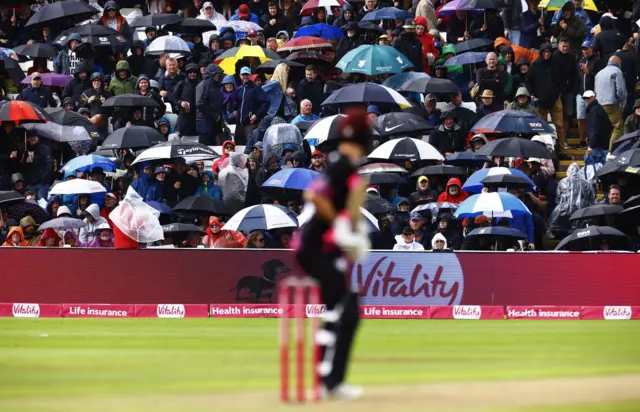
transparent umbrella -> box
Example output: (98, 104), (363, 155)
(263, 123), (303, 163)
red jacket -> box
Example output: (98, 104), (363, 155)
(415, 16), (438, 75)
(437, 177), (470, 204)
(212, 140), (236, 173)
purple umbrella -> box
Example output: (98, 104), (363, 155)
(22, 73), (73, 87)
(439, 0), (484, 15)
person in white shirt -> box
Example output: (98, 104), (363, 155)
(79, 204), (108, 243)
(197, 1), (229, 28)
(393, 227), (425, 251)
(430, 232), (450, 251)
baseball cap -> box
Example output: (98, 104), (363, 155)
(527, 157), (542, 164)
(601, 12), (617, 20)
(105, 193), (116, 199)
(238, 4), (250, 17)
(403, 19), (416, 29)
(202, 1), (213, 8)
(582, 90), (595, 99)
(240, 66), (251, 75)
(31, 72), (41, 79)
(169, 53), (184, 60)
(410, 212), (421, 221)
(311, 149), (323, 157)
(248, 29), (257, 37)
(366, 104), (380, 115)
(154, 167), (166, 174)
(418, 176), (428, 183)
(581, 40), (592, 49)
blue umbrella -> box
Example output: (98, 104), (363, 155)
(147, 200), (173, 215)
(61, 154), (117, 173)
(336, 45), (413, 75)
(466, 226), (526, 239)
(463, 167), (535, 194)
(471, 110), (555, 135)
(361, 7), (413, 21)
(382, 72), (430, 91)
(445, 152), (491, 167)
(454, 192), (531, 218)
(293, 24), (343, 40)
(443, 51), (487, 66)
(262, 168), (322, 191)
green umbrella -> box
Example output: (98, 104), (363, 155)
(336, 45), (413, 76)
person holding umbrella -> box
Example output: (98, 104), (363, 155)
(17, 72), (56, 108)
(80, 73), (111, 129)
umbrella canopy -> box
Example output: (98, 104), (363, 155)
(453, 38), (493, 53)
(298, 204), (379, 232)
(147, 201), (174, 215)
(445, 151), (491, 167)
(26, 0), (98, 29)
(336, 45), (413, 75)
(39, 217), (87, 231)
(480, 174), (535, 190)
(411, 164), (467, 178)
(322, 83), (411, 109)
(356, 21), (387, 35)
(466, 226), (526, 240)
(382, 72), (430, 91)
(285, 50), (334, 69)
(216, 46), (280, 74)
(279, 36), (332, 52)
(476, 137), (552, 159)
(443, 51), (487, 66)
(364, 193), (396, 215)
(569, 204), (623, 221)
(376, 112), (434, 136)
(361, 7), (413, 21)
(471, 110), (554, 134)
(611, 131), (640, 155)
(132, 140), (220, 165)
(54, 24), (127, 48)
(359, 163), (408, 174)
(439, 0), (485, 14)
(595, 161), (640, 182)
(61, 154), (117, 173)
(293, 24), (344, 40)
(300, 0), (348, 15)
(165, 18), (216, 34)
(463, 167), (535, 193)
(0, 57), (26, 86)
(145, 36), (191, 56)
(217, 21), (263, 33)
(6, 200), (50, 224)
(0, 100), (51, 124)
(22, 122), (93, 143)
(401, 77), (460, 94)
(457, 0), (501, 8)
(368, 137), (443, 162)
(130, 13), (183, 28)
(303, 114), (345, 147)
(22, 73), (73, 87)
(162, 223), (205, 235)
(173, 195), (232, 216)
(262, 168), (322, 190)
(44, 108), (100, 145)
(102, 93), (164, 108)
(256, 59), (305, 74)
(101, 126), (166, 150)
(224, 204), (298, 232)
(263, 124), (303, 162)
(539, 0), (597, 11)
(624, 194), (640, 209)
(363, 172), (406, 185)
(50, 179), (107, 195)
(412, 202), (459, 221)
(13, 43), (57, 59)
(454, 192), (531, 218)
(0, 191), (24, 205)
(555, 226), (631, 251)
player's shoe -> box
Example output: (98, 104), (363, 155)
(322, 383), (363, 401)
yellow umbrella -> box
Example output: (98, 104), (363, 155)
(215, 45), (279, 75)
(538, 0), (598, 11)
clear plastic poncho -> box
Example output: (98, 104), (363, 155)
(109, 186), (164, 243)
(548, 163), (596, 235)
(218, 153), (249, 214)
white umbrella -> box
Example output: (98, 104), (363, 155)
(49, 179), (107, 195)
(368, 137), (443, 161)
(297, 204), (379, 232)
(224, 204), (298, 232)
(145, 35), (191, 56)
(132, 140), (219, 165)
(39, 217), (87, 231)
(303, 114), (345, 147)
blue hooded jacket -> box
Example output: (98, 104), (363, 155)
(131, 163), (162, 202)
(196, 170), (223, 200)
(263, 80), (296, 120)
(238, 79), (269, 125)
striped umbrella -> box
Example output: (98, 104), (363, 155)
(463, 167), (535, 194)
(412, 202), (459, 222)
(223, 204), (298, 232)
(454, 192), (531, 218)
(368, 137), (443, 161)
(303, 114), (345, 147)
(298, 204), (379, 232)
(0, 100), (51, 124)
(61, 154), (117, 174)
(321, 83), (411, 109)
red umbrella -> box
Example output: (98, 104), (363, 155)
(279, 36), (333, 52)
(0, 100), (52, 124)
(300, 0), (348, 16)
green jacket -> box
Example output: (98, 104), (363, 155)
(437, 44), (463, 74)
(505, 100), (536, 114)
(108, 60), (138, 96)
(624, 114), (640, 135)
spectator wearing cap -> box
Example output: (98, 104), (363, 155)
(478, 90), (502, 116)
(377, 35), (390, 46)
(408, 176), (438, 210)
(195, 64), (224, 146)
(198, 1), (229, 28)
(394, 198), (410, 231)
(262, 2), (294, 40)
(366, 105), (380, 121)
(297, 65), (324, 116)
(231, 4), (260, 24)
(163, 157), (199, 207)
(429, 112), (466, 156)
(415, 0), (437, 31)
(407, 213), (426, 243)
(592, 14), (625, 63)
(392, 19), (424, 72)
(594, 55), (627, 148)
(393, 226), (425, 251)
(583, 90), (612, 155)
(423, 94), (441, 126)
(550, 2), (585, 56)
(173, 63), (199, 136)
(309, 150), (325, 173)
(237, 67), (269, 143)
(100, 1), (133, 43)
(575, 40), (605, 144)
(292, 100), (320, 125)
(475, 52), (508, 104)
(18, 72), (56, 108)
(336, 22), (363, 60)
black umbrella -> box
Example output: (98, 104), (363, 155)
(364, 193), (396, 215)
(476, 137), (552, 159)
(131, 13), (183, 28)
(596, 149), (640, 182)
(166, 18), (216, 34)
(22, 122), (94, 143)
(162, 223), (206, 235)
(0, 191), (24, 206)
(44, 107), (101, 139)
(376, 112), (434, 137)
(363, 172), (406, 185)
(356, 21), (387, 35)
(453, 38), (493, 53)
(256, 59), (305, 75)
(322, 83), (410, 109)
(6, 200), (50, 224)
(445, 151), (491, 167)
(132, 140), (220, 165)
(0, 57), (26, 86)
(624, 194), (640, 209)
(402, 77), (460, 94)
(466, 226), (526, 240)
(471, 110), (555, 134)
(569, 204), (623, 221)
(13, 43), (58, 59)
(555, 226), (633, 251)
(173, 195), (232, 216)
(101, 126), (166, 150)
(611, 131), (640, 155)
(54, 24), (127, 48)
(480, 174), (534, 190)
(619, 204), (640, 223)
(411, 165), (467, 178)
(285, 51), (334, 69)
(102, 94), (164, 108)
(26, 1), (99, 29)
(441, 105), (478, 126)
(610, 149), (640, 167)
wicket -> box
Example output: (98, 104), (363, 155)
(279, 276), (322, 402)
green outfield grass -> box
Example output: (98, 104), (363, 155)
(0, 319), (639, 411)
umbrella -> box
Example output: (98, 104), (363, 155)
(595, 161), (640, 182)
(147, 201), (174, 215)
(539, 0), (597, 11)
(463, 167), (535, 194)
(303, 114), (345, 147)
(22, 73), (73, 87)
(401, 77), (460, 94)
(471, 110), (554, 134)
(224, 204), (298, 232)
(130, 13), (183, 28)
(173, 195), (231, 216)
(356, 21), (387, 35)
(263, 124), (303, 163)
(262, 168), (322, 191)
(363, 172), (406, 185)
(454, 192), (531, 218)
(279, 37), (333, 52)
(0, 56), (26, 86)
(39, 217), (87, 231)
(21, 123), (93, 143)
(457, 0), (501, 8)
(217, 21), (263, 33)
(336, 45), (413, 75)
(611, 131), (640, 156)
(216, 46), (280, 75)
(382, 72), (430, 91)
(466, 226), (526, 239)
(54, 24), (127, 48)
(445, 151), (491, 167)
(256, 59), (305, 74)
(0, 100), (51, 125)
(101, 126), (166, 150)
(440, 104), (479, 125)
(376, 112), (434, 136)
(438, 0), (485, 14)
(44, 108), (100, 144)
(608, 149), (640, 167)
(361, 7), (413, 21)
(145, 36), (191, 56)
(61, 154), (117, 173)
(298, 204), (379, 232)
(162, 223), (205, 235)
(624, 194), (640, 209)
(364, 193), (396, 215)
(444, 51), (487, 67)
(300, 0), (348, 15)
(555, 226), (632, 251)
(132, 140), (220, 165)
(476, 137), (552, 159)
(6, 200), (50, 224)
(285, 51), (334, 69)
(293, 23), (344, 40)
(359, 163), (408, 174)
(0, 191), (24, 206)
(322, 83), (411, 109)
(368, 137), (443, 162)
(166, 18), (216, 34)
(453, 38), (493, 53)
(102, 93), (164, 108)
(412, 202), (459, 221)
(480, 174), (535, 190)
(13, 43), (57, 59)
(50, 179), (107, 195)
(26, 1), (98, 29)
(569, 204), (623, 221)
(411, 165), (467, 178)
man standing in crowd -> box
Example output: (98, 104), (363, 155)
(159, 58), (185, 109)
(297, 66), (324, 116)
(583, 90), (612, 156)
(196, 64), (223, 145)
(576, 41), (605, 145)
(594, 55), (627, 149)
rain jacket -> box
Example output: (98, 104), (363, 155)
(415, 16), (437, 75)
(196, 170), (223, 199)
(195, 64), (224, 140)
(202, 216), (248, 248)
(213, 140), (235, 173)
(436, 178), (470, 204)
(261, 6), (294, 39)
(131, 169), (163, 203)
(62, 62), (92, 102)
(296, 77), (324, 116)
(134, 75), (166, 127)
(429, 123), (467, 156)
(551, 4), (593, 37)
(36, 228), (61, 247)
(81, 227), (114, 248)
(586, 100), (612, 151)
(437, 44), (462, 74)
(100, 1), (133, 42)
(2, 227), (30, 247)
(505, 87), (536, 114)
(494, 37), (539, 64)
(624, 100), (640, 134)
(127, 40), (158, 78)
(17, 85), (56, 108)
(109, 60), (138, 96)
(22, 139), (53, 186)
(220, 77), (239, 123)
(393, 30), (425, 73)
(53, 34), (82, 75)
(550, 2), (586, 56)
(218, 153), (249, 214)
(79, 204), (108, 243)
(429, 232), (449, 251)
(237, 80), (268, 126)
(263, 79), (296, 120)
(332, 4), (355, 28)
(230, 8), (260, 24)
(594, 62), (627, 106)
(336, 30), (363, 60)
(526, 53), (563, 110)
(393, 234), (425, 251)
(592, 16), (625, 62)
(548, 163), (596, 235)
